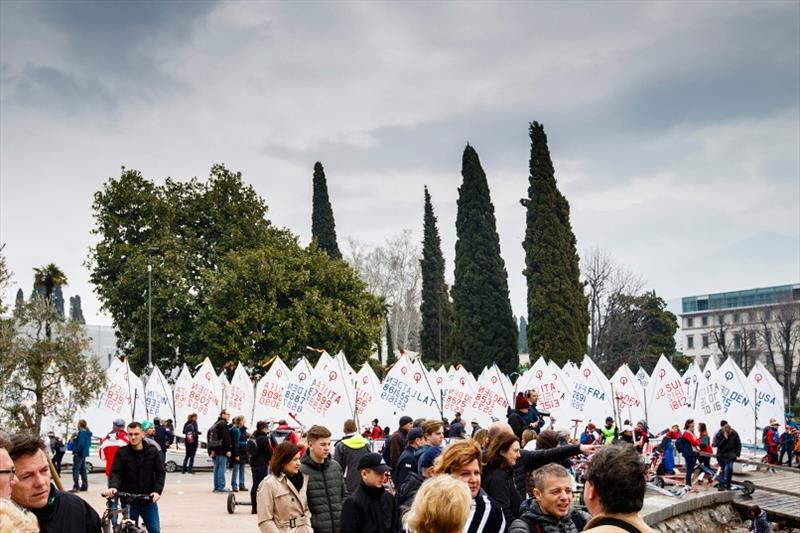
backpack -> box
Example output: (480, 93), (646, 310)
(674, 436), (688, 455)
(381, 435), (392, 464)
(762, 427), (771, 448)
(246, 436), (259, 459)
(207, 422), (222, 450)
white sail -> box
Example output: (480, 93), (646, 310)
(610, 364), (646, 426)
(187, 358), (224, 443)
(748, 361), (785, 440)
(253, 357), (292, 424)
(226, 363), (255, 428)
(173, 364), (193, 434)
(145, 366), (175, 422)
(646, 355), (693, 433)
(717, 357), (757, 445)
(379, 354), (440, 421)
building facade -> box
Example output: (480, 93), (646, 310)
(680, 283), (800, 393)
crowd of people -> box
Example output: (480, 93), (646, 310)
(1, 387), (795, 533)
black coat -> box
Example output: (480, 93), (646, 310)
(30, 484), (101, 533)
(513, 445), (582, 496)
(209, 418), (231, 455)
(393, 471), (424, 531)
(340, 481), (394, 533)
(508, 410), (527, 439)
(182, 420), (200, 446)
(394, 444), (419, 491)
(248, 431), (274, 468)
(482, 462), (522, 526)
(108, 441), (166, 495)
(299, 453), (346, 533)
(715, 430), (742, 463)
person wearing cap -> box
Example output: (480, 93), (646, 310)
(98, 418), (130, 528)
(69, 419), (92, 493)
(389, 416), (414, 472)
(764, 419), (780, 465)
(393, 445), (442, 530)
(617, 425), (635, 445)
(394, 427), (424, 491)
(450, 412), (466, 439)
(471, 420), (481, 437)
(340, 452), (394, 533)
(508, 393), (530, 439)
(47, 431), (66, 475)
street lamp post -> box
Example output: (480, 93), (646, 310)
(146, 247), (159, 370)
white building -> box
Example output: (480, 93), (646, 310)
(680, 284), (800, 383)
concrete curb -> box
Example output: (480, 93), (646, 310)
(643, 491), (735, 526)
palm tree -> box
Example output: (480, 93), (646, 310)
(33, 263), (68, 340)
(33, 263), (68, 300)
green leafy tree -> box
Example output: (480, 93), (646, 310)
(88, 165), (277, 370)
(419, 187), (454, 366)
(197, 239), (382, 369)
(311, 162), (341, 259)
(522, 122), (589, 365)
(69, 295), (86, 324)
(595, 291), (678, 375)
(518, 316), (528, 354)
(0, 297), (104, 434)
(452, 145), (518, 373)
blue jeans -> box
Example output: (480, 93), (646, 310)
(231, 461), (245, 489)
(684, 454), (696, 487)
(213, 454), (228, 491)
(129, 501), (160, 533)
(719, 461), (734, 488)
(71, 455), (88, 490)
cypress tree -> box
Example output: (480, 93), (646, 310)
(452, 145), (518, 374)
(522, 122), (589, 365)
(518, 316), (528, 354)
(385, 317), (396, 365)
(15, 288), (24, 310)
(69, 295), (86, 324)
(419, 186), (454, 366)
(53, 286), (65, 317)
(311, 162), (341, 259)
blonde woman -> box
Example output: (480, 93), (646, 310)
(256, 441), (312, 533)
(404, 475), (471, 533)
(521, 429), (538, 451)
(432, 440), (506, 531)
(472, 428), (488, 450)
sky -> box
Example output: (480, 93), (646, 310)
(1, 1), (799, 330)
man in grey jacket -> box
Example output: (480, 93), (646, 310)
(300, 425), (346, 533)
(509, 463), (589, 533)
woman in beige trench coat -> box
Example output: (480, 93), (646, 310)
(257, 441), (313, 533)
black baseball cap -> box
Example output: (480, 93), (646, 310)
(407, 428), (424, 441)
(358, 452), (390, 474)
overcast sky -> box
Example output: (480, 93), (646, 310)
(1, 1), (798, 329)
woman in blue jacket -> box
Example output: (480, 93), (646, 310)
(70, 419), (92, 492)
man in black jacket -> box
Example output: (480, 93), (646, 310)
(9, 433), (101, 533)
(393, 427), (423, 491)
(713, 423), (741, 491)
(209, 409), (232, 492)
(104, 421), (165, 533)
(248, 420), (274, 513)
(340, 452), (393, 533)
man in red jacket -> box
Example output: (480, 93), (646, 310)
(99, 419), (129, 477)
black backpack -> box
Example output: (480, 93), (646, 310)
(207, 422), (222, 450)
(674, 436), (688, 455)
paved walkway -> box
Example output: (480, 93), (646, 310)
(76, 471), (258, 532)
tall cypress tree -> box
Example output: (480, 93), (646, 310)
(518, 316), (528, 354)
(385, 317), (396, 365)
(15, 288), (24, 311)
(69, 295), (86, 324)
(311, 162), (341, 259)
(419, 187), (454, 366)
(523, 122), (589, 365)
(452, 145), (518, 374)
(53, 286), (65, 317)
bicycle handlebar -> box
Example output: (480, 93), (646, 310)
(104, 492), (152, 503)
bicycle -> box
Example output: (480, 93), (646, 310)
(101, 492), (152, 533)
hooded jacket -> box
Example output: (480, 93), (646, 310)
(299, 453), (346, 533)
(334, 433), (370, 494)
(340, 481), (394, 533)
(509, 499), (590, 533)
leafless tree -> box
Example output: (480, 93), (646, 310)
(759, 300), (800, 407)
(582, 246), (646, 358)
(344, 230), (422, 353)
